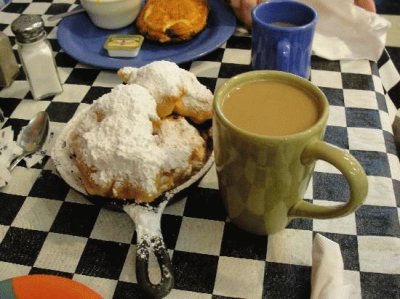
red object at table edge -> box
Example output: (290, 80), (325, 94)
(0, 274), (102, 299)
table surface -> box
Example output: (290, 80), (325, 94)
(1, 1), (400, 298)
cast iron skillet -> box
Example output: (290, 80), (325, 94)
(52, 108), (214, 298)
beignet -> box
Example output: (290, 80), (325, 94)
(67, 84), (207, 202)
(118, 60), (213, 124)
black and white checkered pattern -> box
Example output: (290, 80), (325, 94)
(1, 1), (400, 298)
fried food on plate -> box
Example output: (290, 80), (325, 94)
(118, 60), (213, 124)
(67, 84), (207, 203)
(136, 0), (209, 43)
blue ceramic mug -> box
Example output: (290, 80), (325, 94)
(251, 1), (318, 78)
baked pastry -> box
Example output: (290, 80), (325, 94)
(136, 0), (209, 43)
(67, 83), (207, 203)
(118, 61), (213, 124)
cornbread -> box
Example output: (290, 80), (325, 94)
(136, 0), (209, 43)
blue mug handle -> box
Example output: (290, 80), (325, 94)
(277, 40), (291, 72)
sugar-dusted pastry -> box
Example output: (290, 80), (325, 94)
(136, 0), (209, 43)
(67, 83), (207, 203)
(117, 60), (213, 124)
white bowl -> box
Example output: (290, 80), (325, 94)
(81, 0), (142, 29)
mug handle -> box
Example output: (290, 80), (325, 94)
(288, 140), (368, 218)
(277, 40), (291, 72)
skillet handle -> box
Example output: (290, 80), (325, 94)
(136, 235), (174, 298)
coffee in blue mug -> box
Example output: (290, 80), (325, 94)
(251, 1), (318, 78)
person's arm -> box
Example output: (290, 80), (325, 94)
(230, 0), (376, 30)
(354, 0), (376, 12)
(229, 0), (263, 30)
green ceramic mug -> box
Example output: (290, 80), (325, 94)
(213, 71), (368, 235)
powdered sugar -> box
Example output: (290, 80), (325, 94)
(120, 61), (182, 100)
(158, 117), (201, 172)
(119, 60), (213, 117)
(65, 83), (205, 200)
(68, 84), (162, 196)
(180, 71), (214, 113)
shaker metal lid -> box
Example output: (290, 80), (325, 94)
(11, 15), (46, 43)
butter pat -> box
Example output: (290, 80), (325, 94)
(104, 34), (144, 57)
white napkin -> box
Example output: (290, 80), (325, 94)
(0, 126), (22, 187)
(311, 233), (353, 299)
(296, 0), (391, 61)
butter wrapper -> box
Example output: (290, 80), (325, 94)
(104, 34), (144, 58)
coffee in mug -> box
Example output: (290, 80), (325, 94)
(221, 79), (319, 136)
(213, 71), (368, 235)
(269, 22), (297, 28)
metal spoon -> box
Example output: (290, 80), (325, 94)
(9, 111), (50, 171)
(47, 8), (86, 22)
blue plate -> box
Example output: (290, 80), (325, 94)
(57, 0), (237, 70)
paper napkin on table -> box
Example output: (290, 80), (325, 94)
(311, 233), (353, 299)
(296, 0), (391, 61)
(0, 126), (22, 187)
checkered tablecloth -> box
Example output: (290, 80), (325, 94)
(1, 1), (400, 298)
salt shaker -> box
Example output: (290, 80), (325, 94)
(0, 32), (19, 88)
(11, 15), (63, 100)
